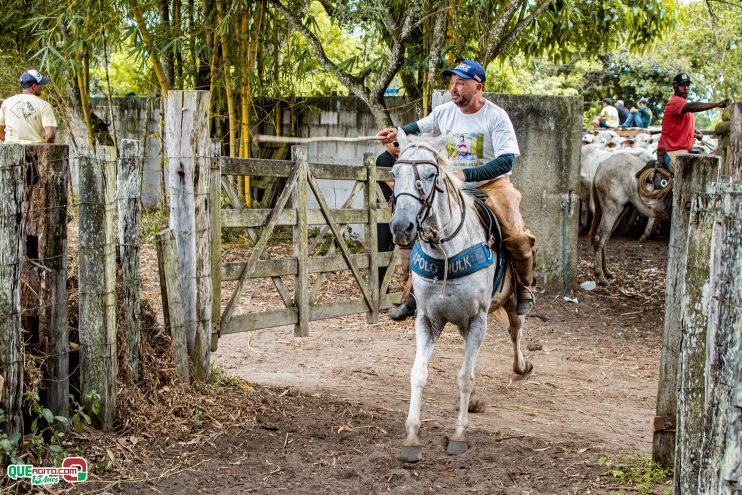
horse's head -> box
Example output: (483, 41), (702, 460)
(389, 130), (453, 246)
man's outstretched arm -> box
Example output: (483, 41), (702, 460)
(682, 99), (731, 114)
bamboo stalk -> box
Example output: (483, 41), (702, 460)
(216, 0), (236, 158)
(130, 0), (171, 98)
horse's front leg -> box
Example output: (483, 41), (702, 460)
(400, 313), (442, 463)
(449, 312), (487, 455)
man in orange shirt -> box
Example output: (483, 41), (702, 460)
(657, 73), (730, 168)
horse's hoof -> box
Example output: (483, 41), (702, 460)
(399, 445), (422, 463)
(606, 272), (616, 280)
(515, 361), (534, 375)
(446, 439), (469, 456)
(468, 399), (487, 413)
(598, 278), (610, 287)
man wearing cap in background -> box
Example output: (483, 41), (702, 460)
(622, 98), (652, 129)
(0, 70), (57, 144)
(592, 98), (619, 129)
(657, 73), (730, 168)
(378, 60), (536, 318)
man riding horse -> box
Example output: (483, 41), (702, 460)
(378, 60), (536, 316)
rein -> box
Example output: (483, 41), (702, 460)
(393, 143), (467, 245)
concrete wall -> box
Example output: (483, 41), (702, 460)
(432, 91), (582, 290)
(91, 98), (163, 207)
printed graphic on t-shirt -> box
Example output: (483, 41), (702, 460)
(445, 132), (484, 165)
(10, 101), (37, 119)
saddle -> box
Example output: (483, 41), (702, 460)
(463, 188), (508, 294)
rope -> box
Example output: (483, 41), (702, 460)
(253, 134), (384, 144)
(637, 166), (674, 201)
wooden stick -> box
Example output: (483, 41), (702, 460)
(253, 134), (384, 144)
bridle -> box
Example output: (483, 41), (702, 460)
(392, 142), (467, 245)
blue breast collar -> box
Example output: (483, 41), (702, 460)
(409, 242), (508, 294)
(410, 242), (493, 279)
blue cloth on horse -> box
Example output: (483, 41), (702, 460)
(410, 242), (508, 295)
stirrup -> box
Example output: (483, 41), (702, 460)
(516, 285), (534, 316)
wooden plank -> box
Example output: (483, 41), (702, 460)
(219, 174), (293, 308)
(309, 181), (364, 304)
(0, 144), (25, 438)
(221, 251), (397, 281)
(364, 152), (379, 324)
(654, 155), (721, 467)
(675, 191), (722, 494)
(78, 145), (117, 430)
(166, 91), (209, 357)
(23, 145), (69, 429)
(307, 172), (374, 310)
(308, 181), (364, 253)
(293, 146), (310, 337)
(310, 299), (368, 321)
(698, 191), (742, 494)
(192, 100), (213, 381)
(223, 308), (299, 334)
(117, 139), (142, 382)
(221, 208), (369, 228)
(155, 229), (190, 384)
(222, 157), (367, 180)
(380, 246), (401, 296)
(210, 141), (222, 352)
(220, 159), (300, 331)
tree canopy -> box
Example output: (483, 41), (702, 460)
(0, 0), (736, 140)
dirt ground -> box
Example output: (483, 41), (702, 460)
(8, 234), (671, 495)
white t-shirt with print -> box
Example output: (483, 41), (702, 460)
(415, 100), (520, 185)
(0, 94), (57, 144)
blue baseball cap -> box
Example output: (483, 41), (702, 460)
(442, 60), (486, 84)
(20, 70), (51, 88)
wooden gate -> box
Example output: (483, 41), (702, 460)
(211, 145), (401, 349)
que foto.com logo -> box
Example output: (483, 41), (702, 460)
(7, 457), (87, 486)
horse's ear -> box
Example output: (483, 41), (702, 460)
(397, 127), (408, 148)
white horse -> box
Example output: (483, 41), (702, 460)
(389, 132), (533, 463)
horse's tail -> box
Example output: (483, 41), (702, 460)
(588, 183), (602, 250)
(490, 307), (509, 325)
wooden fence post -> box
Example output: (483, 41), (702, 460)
(654, 155), (720, 467)
(698, 191), (742, 494)
(292, 145), (309, 337)
(727, 103), (742, 181)
(156, 229), (190, 384)
(22, 145), (70, 428)
(117, 139), (142, 382)
(210, 141), (222, 352)
(676, 189), (721, 494)
(165, 90), (211, 379)
(78, 146), (118, 429)
(0, 145), (25, 439)
(364, 152), (379, 324)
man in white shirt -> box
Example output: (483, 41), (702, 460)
(0, 70), (57, 144)
(378, 60), (536, 316)
(592, 98), (619, 129)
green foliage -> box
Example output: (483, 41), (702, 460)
(597, 455), (672, 494)
(140, 207), (169, 244)
(308, 225), (365, 256)
(0, 391), (99, 467)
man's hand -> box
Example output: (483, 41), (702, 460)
(694, 129), (703, 141)
(377, 127), (397, 144)
(718, 99), (732, 109)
